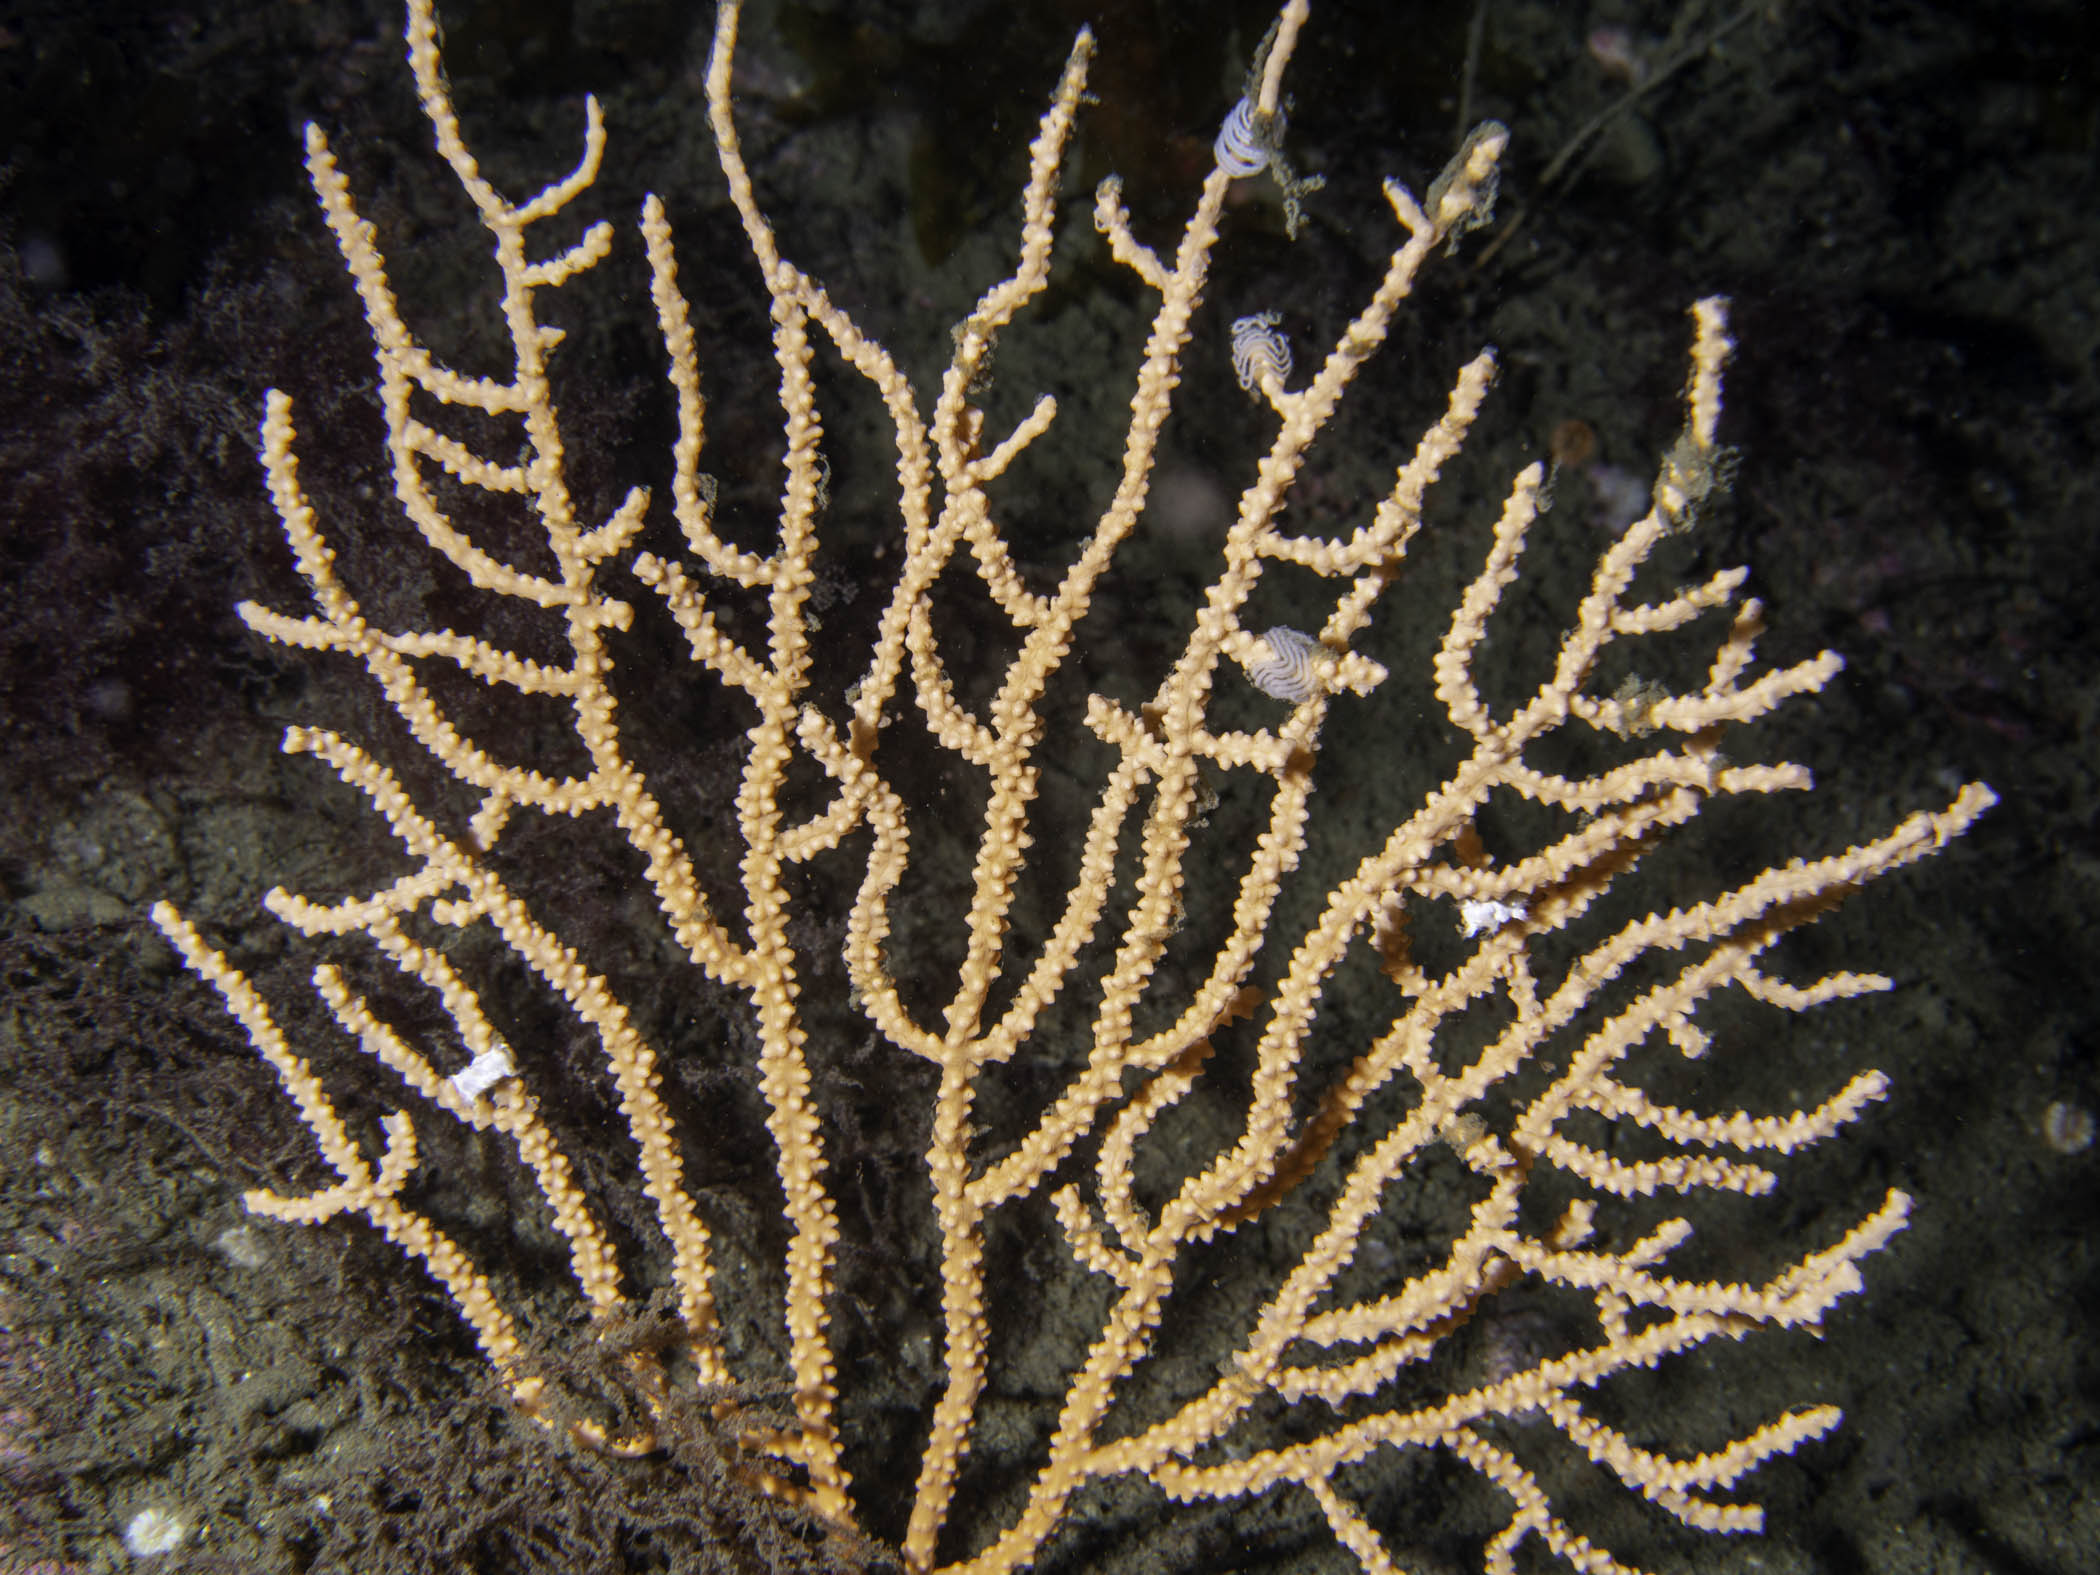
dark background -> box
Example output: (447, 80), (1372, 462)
(1, 1), (2092, 1570)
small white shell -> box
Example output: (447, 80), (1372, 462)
(1230, 312), (1292, 394)
(1214, 97), (1269, 177)
(448, 1037), (518, 1101)
(2041, 1100), (2095, 1155)
(1245, 625), (1323, 702)
(1458, 897), (1527, 938)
